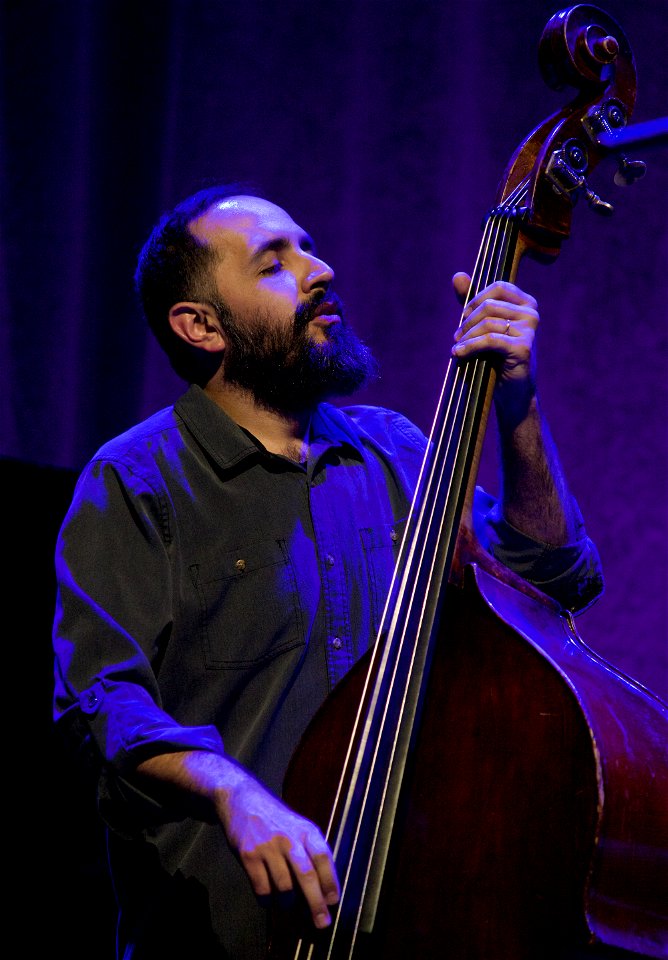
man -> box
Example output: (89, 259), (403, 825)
(52, 184), (603, 959)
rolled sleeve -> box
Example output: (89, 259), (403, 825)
(472, 487), (605, 614)
(78, 679), (225, 770)
(53, 457), (226, 773)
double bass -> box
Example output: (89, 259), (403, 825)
(272, 6), (668, 959)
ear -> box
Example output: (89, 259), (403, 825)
(168, 302), (227, 354)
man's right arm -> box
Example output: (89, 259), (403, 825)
(54, 457), (338, 930)
(134, 750), (340, 929)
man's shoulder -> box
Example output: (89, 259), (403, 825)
(330, 403), (429, 451)
(92, 403), (182, 466)
(62, 403), (185, 514)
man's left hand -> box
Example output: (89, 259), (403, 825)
(451, 273), (538, 391)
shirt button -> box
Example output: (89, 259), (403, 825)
(390, 529), (398, 542)
(324, 554), (335, 567)
(331, 637), (343, 650)
(235, 559), (246, 572)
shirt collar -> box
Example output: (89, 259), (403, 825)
(175, 385), (364, 470)
(310, 403), (365, 456)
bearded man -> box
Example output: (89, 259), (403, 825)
(52, 184), (603, 959)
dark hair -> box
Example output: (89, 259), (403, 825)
(135, 181), (261, 383)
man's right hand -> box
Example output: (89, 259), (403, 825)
(136, 749), (340, 930)
(215, 766), (340, 930)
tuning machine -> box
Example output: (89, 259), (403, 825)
(584, 99), (647, 187)
(546, 138), (614, 216)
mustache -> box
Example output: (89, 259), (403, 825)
(295, 290), (346, 331)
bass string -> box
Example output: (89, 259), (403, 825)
(317, 183), (529, 959)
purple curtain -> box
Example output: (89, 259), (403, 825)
(2, 0), (666, 705)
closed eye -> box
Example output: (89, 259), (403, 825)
(253, 232), (318, 277)
(259, 261), (282, 276)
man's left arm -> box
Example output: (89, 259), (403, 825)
(451, 273), (604, 612)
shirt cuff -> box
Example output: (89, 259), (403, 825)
(472, 488), (605, 613)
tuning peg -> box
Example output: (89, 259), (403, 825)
(613, 154), (647, 187)
(584, 187), (614, 216)
(583, 101), (648, 188)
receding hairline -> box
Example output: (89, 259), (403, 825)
(187, 194), (294, 261)
(184, 197), (253, 264)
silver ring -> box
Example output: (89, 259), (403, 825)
(504, 319), (511, 335)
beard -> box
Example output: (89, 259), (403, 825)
(211, 291), (379, 413)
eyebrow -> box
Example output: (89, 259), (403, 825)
(248, 233), (316, 265)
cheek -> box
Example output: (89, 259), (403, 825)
(260, 272), (300, 302)
(219, 273), (302, 326)
(256, 280), (302, 324)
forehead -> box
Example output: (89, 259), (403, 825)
(190, 196), (304, 256)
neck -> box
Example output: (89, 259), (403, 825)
(204, 379), (312, 461)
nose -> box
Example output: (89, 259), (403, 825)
(302, 253), (334, 293)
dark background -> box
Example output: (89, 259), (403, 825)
(2, 1), (666, 957)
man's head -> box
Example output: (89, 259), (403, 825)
(135, 184), (377, 411)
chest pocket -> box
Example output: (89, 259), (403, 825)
(359, 518), (407, 636)
(189, 538), (305, 669)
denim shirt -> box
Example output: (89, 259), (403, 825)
(52, 384), (603, 958)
